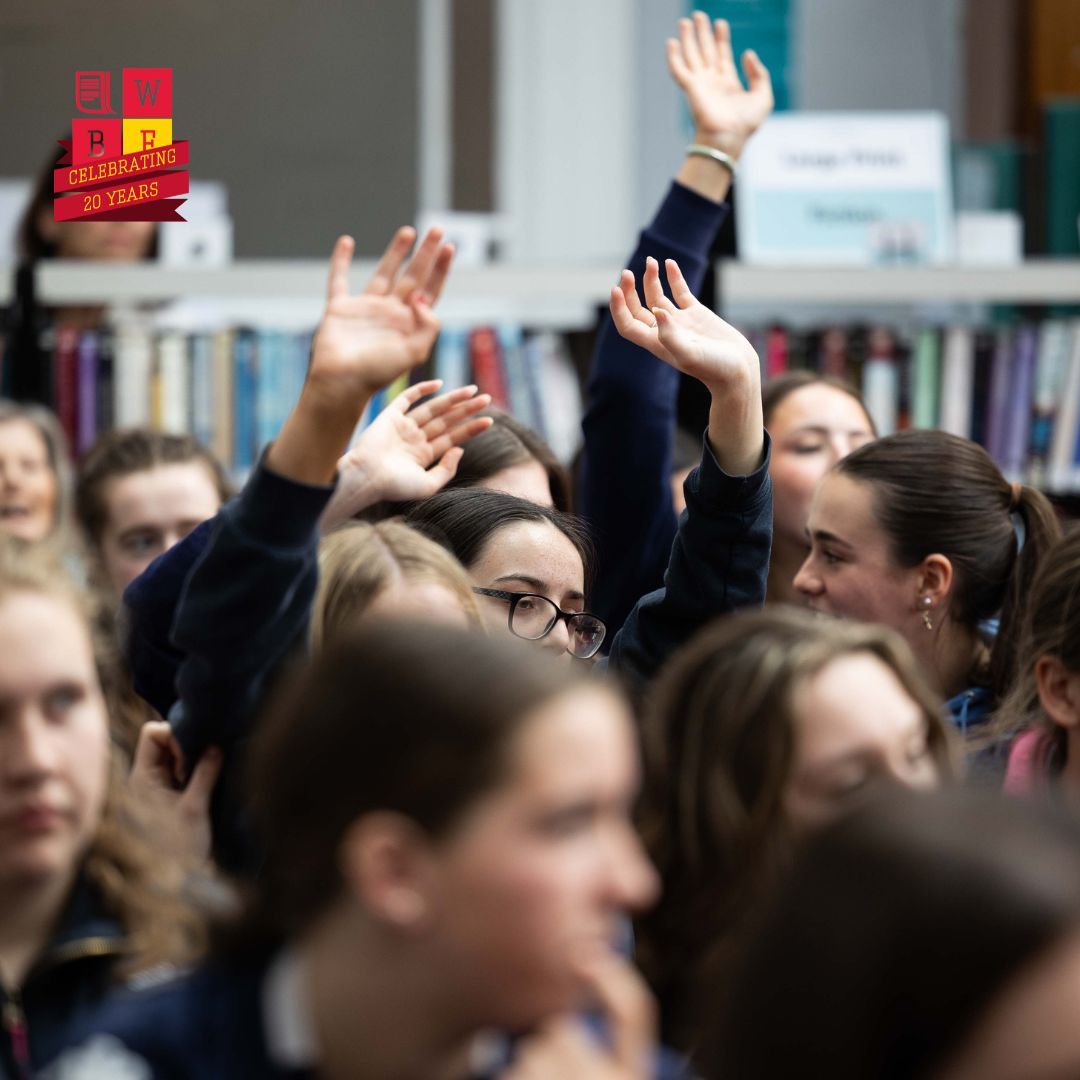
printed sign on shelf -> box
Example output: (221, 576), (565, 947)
(736, 112), (954, 264)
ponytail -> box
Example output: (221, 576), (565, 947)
(990, 484), (1062, 702)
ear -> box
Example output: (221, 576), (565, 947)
(1035, 655), (1080, 731)
(914, 554), (953, 610)
(337, 812), (436, 934)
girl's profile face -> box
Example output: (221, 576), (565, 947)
(0, 591), (109, 894)
(783, 652), (940, 831)
(767, 385), (874, 549)
(0, 420), (58, 543)
(469, 520), (588, 661)
(794, 472), (922, 643)
(99, 463), (223, 594)
(422, 684), (658, 1029)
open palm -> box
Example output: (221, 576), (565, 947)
(668, 11), (774, 155)
(309, 226), (454, 398)
(321, 381), (493, 528)
(609, 256), (758, 392)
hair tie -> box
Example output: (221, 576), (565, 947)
(1009, 481), (1023, 511)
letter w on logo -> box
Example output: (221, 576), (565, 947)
(134, 79), (160, 108)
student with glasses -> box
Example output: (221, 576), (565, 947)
(405, 490), (607, 662)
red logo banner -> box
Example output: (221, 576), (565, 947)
(54, 140), (190, 194)
(53, 169), (189, 222)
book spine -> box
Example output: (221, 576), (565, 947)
(910, 328), (940, 429)
(76, 330), (99, 454)
(939, 326), (974, 439)
(52, 326), (79, 451)
(233, 329), (257, 474)
(470, 327), (510, 409)
(190, 333), (213, 447)
(1002, 325), (1038, 481)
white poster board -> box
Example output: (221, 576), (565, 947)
(736, 112), (954, 264)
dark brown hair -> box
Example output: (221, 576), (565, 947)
(992, 527), (1080, 764)
(76, 428), (231, 547)
(241, 620), (591, 946)
(405, 488), (596, 592)
(762, 370), (875, 432)
(710, 789), (1080, 1079)
(835, 430), (1061, 703)
(636, 605), (954, 1057)
(444, 410), (571, 512)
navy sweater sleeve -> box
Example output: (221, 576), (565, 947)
(123, 517), (214, 720)
(166, 457), (335, 767)
(580, 181), (730, 639)
(607, 431), (772, 691)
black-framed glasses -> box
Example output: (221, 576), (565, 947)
(473, 588), (607, 659)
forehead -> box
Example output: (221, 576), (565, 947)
(0, 419), (49, 457)
(473, 519), (584, 593)
(478, 460), (554, 508)
(769, 384), (873, 436)
(104, 463), (221, 524)
(810, 473), (886, 542)
(0, 592), (97, 687)
(793, 652), (922, 760)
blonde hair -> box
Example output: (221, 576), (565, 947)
(313, 521), (480, 651)
(0, 539), (204, 975)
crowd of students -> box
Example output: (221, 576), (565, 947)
(1, 12), (1079, 1079)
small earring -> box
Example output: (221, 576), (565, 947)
(919, 595), (933, 631)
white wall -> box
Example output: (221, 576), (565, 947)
(495, 0), (638, 263)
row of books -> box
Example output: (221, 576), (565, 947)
(0, 320), (584, 474)
(746, 319), (1080, 493)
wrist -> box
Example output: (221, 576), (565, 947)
(692, 128), (748, 160)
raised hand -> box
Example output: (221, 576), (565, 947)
(610, 256), (758, 392)
(307, 226), (455, 404)
(668, 11), (774, 159)
(269, 227), (456, 485)
(320, 380), (493, 530)
(610, 256), (764, 476)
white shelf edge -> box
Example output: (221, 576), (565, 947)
(717, 260), (1080, 305)
(5, 260), (1080, 316)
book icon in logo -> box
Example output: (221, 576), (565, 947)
(75, 71), (113, 115)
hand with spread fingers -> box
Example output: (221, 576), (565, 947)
(610, 255), (763, 476)
(502, 952), (656, 1080)
(308, 226), (454, 405)
(320, 380), (493, 530)
(268, 226), (456, 486)
(669, 10), (774, 160)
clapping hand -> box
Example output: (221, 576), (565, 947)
(321, 380), (493, 530)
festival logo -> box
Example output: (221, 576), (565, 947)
(54, 67), (189, 222)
